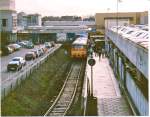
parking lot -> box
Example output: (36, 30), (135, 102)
(1, 45), (53, 83)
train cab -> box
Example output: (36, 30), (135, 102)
(71, 37), (88, 58)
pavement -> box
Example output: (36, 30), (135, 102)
(86, 54), (132, 116)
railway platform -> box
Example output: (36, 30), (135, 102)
(86, 55), (132, 116)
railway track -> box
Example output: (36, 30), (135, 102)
(44, 61), (83, 116)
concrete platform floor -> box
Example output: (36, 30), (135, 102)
(86, 55), (132, 116)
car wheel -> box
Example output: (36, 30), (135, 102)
(24, 62), (26, 66)
(17, 68), (19, 71)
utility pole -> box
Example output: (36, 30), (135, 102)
(107, 8), (110, 30)
(116, 0), (122, 34)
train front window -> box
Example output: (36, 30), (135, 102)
(72, 45), (85, 49)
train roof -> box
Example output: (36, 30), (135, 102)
(110, 25), (149, 49)
(72, 37), (88, 45)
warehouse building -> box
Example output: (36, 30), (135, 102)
(95, 11), (148, 33)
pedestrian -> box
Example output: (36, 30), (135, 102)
(98, 49), (102, 61)
(94, 45), (97, 57)
(102, 48), (105, 58)
(64, 50), (68, 55)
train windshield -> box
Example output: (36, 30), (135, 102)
(72, 45), (86, 49)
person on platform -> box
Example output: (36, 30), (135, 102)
(98, 48), (102, 61)
(102, 48), (105, 58)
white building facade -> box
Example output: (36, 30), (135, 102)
(0, 0), (17, 43)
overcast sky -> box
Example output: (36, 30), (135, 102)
(15, 0), (150, 16)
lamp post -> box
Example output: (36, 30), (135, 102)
(107, 8), (110, 30)
(116, 0), (122, 35)
(116, 0), (122, 31)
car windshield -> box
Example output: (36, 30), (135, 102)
(12, 58), (20, 61)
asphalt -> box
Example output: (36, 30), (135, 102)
(86, 54), (132, 116)
(1, 45), (53, 83)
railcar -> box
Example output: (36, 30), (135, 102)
(71, 37), (88, 58)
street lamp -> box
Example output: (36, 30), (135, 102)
(107, 8), (110, 30)
(116, 0), (122, 35)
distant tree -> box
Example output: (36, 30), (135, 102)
(42, 15), (83, 21)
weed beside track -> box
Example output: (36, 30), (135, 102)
(1, 46), (72, 116)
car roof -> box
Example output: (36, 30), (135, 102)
(13, 57), (23, 59)
(27, 52), (34, 54)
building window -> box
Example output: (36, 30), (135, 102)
(2, 19), (8, 27)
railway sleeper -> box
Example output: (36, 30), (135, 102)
(57, 103), (68, 106)
(63, 88), (75, 92)
(58, 100), (70, 104)
(66, 79), (77, 83)
(55, 104), (68, 108)
(49, 112), (64, 116)
(61, 93), (73, 97)
(52, 107), (67, 111)
(51, 110), (66, 113)
(64, 85), (75, 89)
(69, 77), (79, 79)
(65, 83), (76, 87)
(58, 97), (72, 102)
(70, 72), (80, 77)
(60, 97), (72, 101)
(65, 84), (76, 88)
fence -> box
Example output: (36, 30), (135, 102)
(1, 45), (61, 99)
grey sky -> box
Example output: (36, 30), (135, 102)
(15, 0), (150, 16)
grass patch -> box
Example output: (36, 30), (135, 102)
(1, 46), (72, 116)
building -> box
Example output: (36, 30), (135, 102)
(0, 0), (17, 43)
(17, 12), (42, 31)
(43, 21), (95, 27)
(26, 14), (42, 26)
(0, 0), (15, 11)
(140, 11), (148, 25)
(17, 12), (28, 28)
(95, 11), (148, 32)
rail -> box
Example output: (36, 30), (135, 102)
(44, 61), (82, 116)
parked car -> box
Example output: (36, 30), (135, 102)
(8, 44), (21, 51)
(31, 49), (40, 58)
(26, 42), (34, 49)
(7, 57), (25, 71)
(12, 57), (26, 66)
(1, 46), (13, 56)
(37, 48), (44, 56)
(44, 42), (51, 48)
(18, 41), (27, 48)
(51, 41), (55, 47)
(25, 52), (36, 60)
(41, 47), (47, 53)
(8, 44), (15, 52)
(7, 46), (14, 53)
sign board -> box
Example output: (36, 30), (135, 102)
(88, 58), (96, 66)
